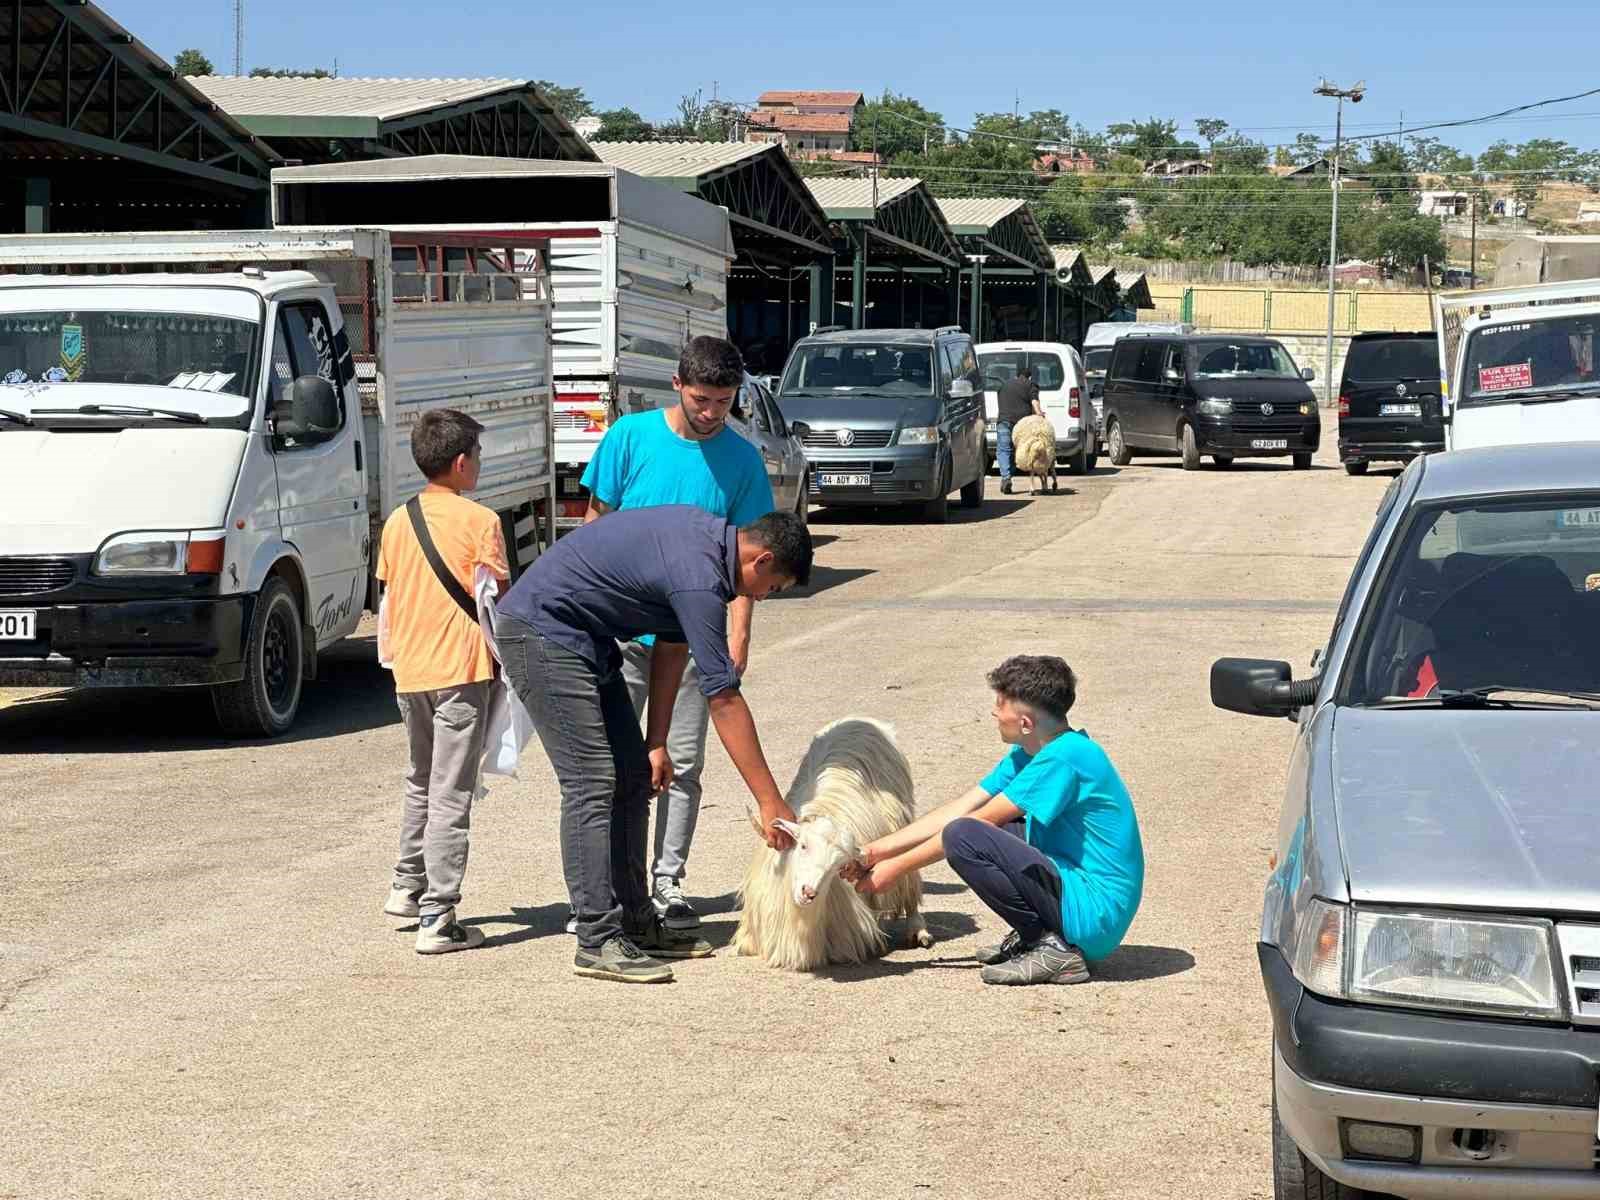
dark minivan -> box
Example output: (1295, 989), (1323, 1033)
(1103, 334), (1321, 470)
(775, 326), (987, 523)
(1336, 331), (1443, 476)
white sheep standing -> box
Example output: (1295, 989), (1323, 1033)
(1011, 413), (1058, 493)
(733, 717), (933, 971)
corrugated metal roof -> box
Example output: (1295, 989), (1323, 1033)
(589, 140), (774, 179)
(758, 91), (863, 107)
(272, 154), (617, 182)
(188, 75), (531, 122)
(935, 197), (1028, 233)
(1052, 245), (1084, 270)
(1090, 265), (1118, 286)
(805, 176), (921, 217)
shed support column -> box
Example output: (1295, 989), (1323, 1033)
(24, 178), (50, 234)
(851, 233), (867, 330)
(968, 260), (983, 339)
(1038, 273), (1050, 339)
(808, 257), (835, 333)
(947, 268), (960, 326)
(897, 266), (907, 327)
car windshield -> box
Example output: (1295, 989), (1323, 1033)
(0, 309), (258, 404)
(1461, 313), (1600, 404)
(1343, 495), (1600, 705)
(1191, 340), (1299, 378)
(780, 343), (934, 395)
(979, 350), (1066, 391)
(1345, 337), (1437, 382)
(1083, 348), (1111, 376)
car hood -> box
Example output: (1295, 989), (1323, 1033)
(1190, 375), (1316, 405)
(776, 393), (940, 428)
(1332, 707), (1600, 913)
(0, 427), (249, 553)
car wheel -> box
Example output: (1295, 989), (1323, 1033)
(923, 461), (950, 523)
(1108, 419), (1132, 466)
(959, 467), (983, 509)
(212, 575), (304, 738)
(1343, 460), (1368, 476)
(1212, 454), (1234, 469)
(1293, 452), (1313, 471)
(1180, 423), (1202, 471)
(1272, 1093), (1370, 1200)
(794, 474), (809, 525)
(1084, 445), (1099, 473)
(1066, 437), (1090, 476)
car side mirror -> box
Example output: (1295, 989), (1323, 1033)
(1164, 367), (1182, 381)
(274, 375), (341, 443)
(1301, 367), (1316, 381)
(1211, 657), (1320, 719)
(789, 420), (811, 439)
(949, 378), (975, 400)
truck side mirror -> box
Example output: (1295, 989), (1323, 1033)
(1211, 657), (1320, 719)
(274, 375), (341, 443)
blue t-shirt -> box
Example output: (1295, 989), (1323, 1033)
(980, 729), (1144, 961)
(582, 409), (773, 524)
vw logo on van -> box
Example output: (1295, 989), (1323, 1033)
(1260, 403), (1275, 416)
(835, 428), (856, 446)
(1395, 383), (1409, 397)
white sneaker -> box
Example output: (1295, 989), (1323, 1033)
(384, 884), (420, 919)
(651, 877), (701, 930)
(415, 908), (485, 954)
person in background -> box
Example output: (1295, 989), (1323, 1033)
(844, 655), (1144, 986)
(376, 409), (510, 954)
(994, 365), (1042, 495)
(580, 335), (774, 933)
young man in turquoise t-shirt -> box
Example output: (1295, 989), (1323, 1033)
(579, 336), (775, 933)
(845, 655), (1144, 985)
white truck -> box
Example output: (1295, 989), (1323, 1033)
(0, 225), (555, 736)
(268, 157), (735, 531)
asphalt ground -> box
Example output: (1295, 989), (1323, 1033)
(0, 440), (1389, 1199)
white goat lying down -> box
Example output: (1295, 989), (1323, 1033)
(734, 717), (933, 971)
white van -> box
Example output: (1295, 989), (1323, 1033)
(975, 341), (1096, 474)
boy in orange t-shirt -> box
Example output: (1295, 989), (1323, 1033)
(376, 408), (509, 954)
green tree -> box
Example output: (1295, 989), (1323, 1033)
(1034, 175), (1126, 245)
(172, 48), (214, 76)
(852, 91), (945, 159)
(1363, 212), (1446, 273)
(1363, 140), (1417, 204)
(1195, 117), (1229, 152)
(1291, 132), (1324, 166)
(1407, 135), (1473, 174)
(1212, 134), (1269, 174)
(250, 66), (330, 78)
(533, 80), (593, 121)
(1107, 117), (1196, 164)
(594, 107), (652, 142)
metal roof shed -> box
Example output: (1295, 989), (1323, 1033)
(936, 196), (1060, 340)
(188, 75), (594, 164)
(0, 0), (280, 232)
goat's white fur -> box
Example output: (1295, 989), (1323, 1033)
(734, 717), (933, 970)
(1011, 413), (1058, 493)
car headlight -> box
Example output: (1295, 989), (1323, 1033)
(1197, 397), (1233, 416)
(1291, 900), (1562, 1020)
(898, 426), (938, 445)
(95, 530), (226, 576)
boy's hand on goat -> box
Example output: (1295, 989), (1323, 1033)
(647, 745), (675, 794)
(759, 797), (798, 849)
(838, 842), (876, 883)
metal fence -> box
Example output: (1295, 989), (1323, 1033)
(1142, 286), (1434, 334)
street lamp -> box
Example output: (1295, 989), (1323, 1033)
(1314, 78), (1364, 406)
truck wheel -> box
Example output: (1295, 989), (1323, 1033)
(212, 576), (305, 738)
(1180, 423), (1202, 471)
(1293, 452), (1313, 471)
(959, 467), (984, 508)
(1272, 1094), (1370, 1200)
(1343, 460), (1368, 476)
(1107, 418), (1132, 466)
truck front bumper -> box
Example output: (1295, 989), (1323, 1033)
(0, 596), (250, 688)
(1263, 943), (1600, 1197)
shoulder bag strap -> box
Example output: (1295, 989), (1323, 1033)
(405, 495), (478, 622)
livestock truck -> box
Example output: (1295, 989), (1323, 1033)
(268, 157), (735, 531)
(0, 225), (555, 736)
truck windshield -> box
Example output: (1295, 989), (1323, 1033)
(1343, 495), (1600, 706)
(0, 309), (258, 402)
(1191, 341), (1299, 378)
(1461, 313), (1600, 405)
(780, 344), (934, 396)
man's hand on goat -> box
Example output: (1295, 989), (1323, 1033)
(851, 859), (901, 896)
(647, 745), (675, 794)
(838, 842), (878, 884)
(759, 797), (798, 850)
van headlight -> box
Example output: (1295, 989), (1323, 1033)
(898, 426), (938, 445)
(1292, 900), (1563, 1020)
(1299, 401), (1317, 416)
(1197, 397), (1233, 416)
(95, 530), (226, 576)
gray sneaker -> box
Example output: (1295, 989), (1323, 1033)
(573, 936), (674, 983)
(415, 908), (485, 955)
(979, 933), (1090, 986)
(652, 877), (701, 930)
(631, 914), (714, 959)
(975, 929), (1023, 965)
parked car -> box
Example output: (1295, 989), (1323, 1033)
(730, 373), (811, 523)
(1337, 331), (1444, 476)
(1082, 321), (1193, 455)
(775, 326), (987, 523)
(976, 341), (1096, 474)
(1212, 441), (1600, 1200)
(1102, 333), (1321, 470)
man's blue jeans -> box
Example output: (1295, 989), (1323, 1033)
(996, 420), (1014, 484)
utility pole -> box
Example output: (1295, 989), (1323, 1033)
(233, 0), (243, 75)
(1470, 201), (1477, 289)
(1314, 78), (1365, 407)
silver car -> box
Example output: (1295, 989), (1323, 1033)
(1213, 441), (1600, 1200)
(730, 373), (810, 522)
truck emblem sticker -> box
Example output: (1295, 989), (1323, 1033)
(1395, 383), (1408, 397)
(836, 428), (856, 446)
(59, 324), (85, 381)
(314, 577), (358, 637)
(1260, 403), (1274, 415)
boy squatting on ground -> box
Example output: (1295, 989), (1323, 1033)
(579, 335), (774, 933)
(843, 655), (1144, 985)
(376, 409), (509, 954)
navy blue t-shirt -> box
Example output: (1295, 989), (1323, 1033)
(497, 505), (741, 697)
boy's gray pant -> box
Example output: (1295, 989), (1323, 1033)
(620, 641), (710, 883)
(393, 682), (490, 918)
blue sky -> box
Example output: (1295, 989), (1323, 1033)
(108, 0), (1600, 155)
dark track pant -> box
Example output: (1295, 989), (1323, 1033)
(942, 817), (1066, 945)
